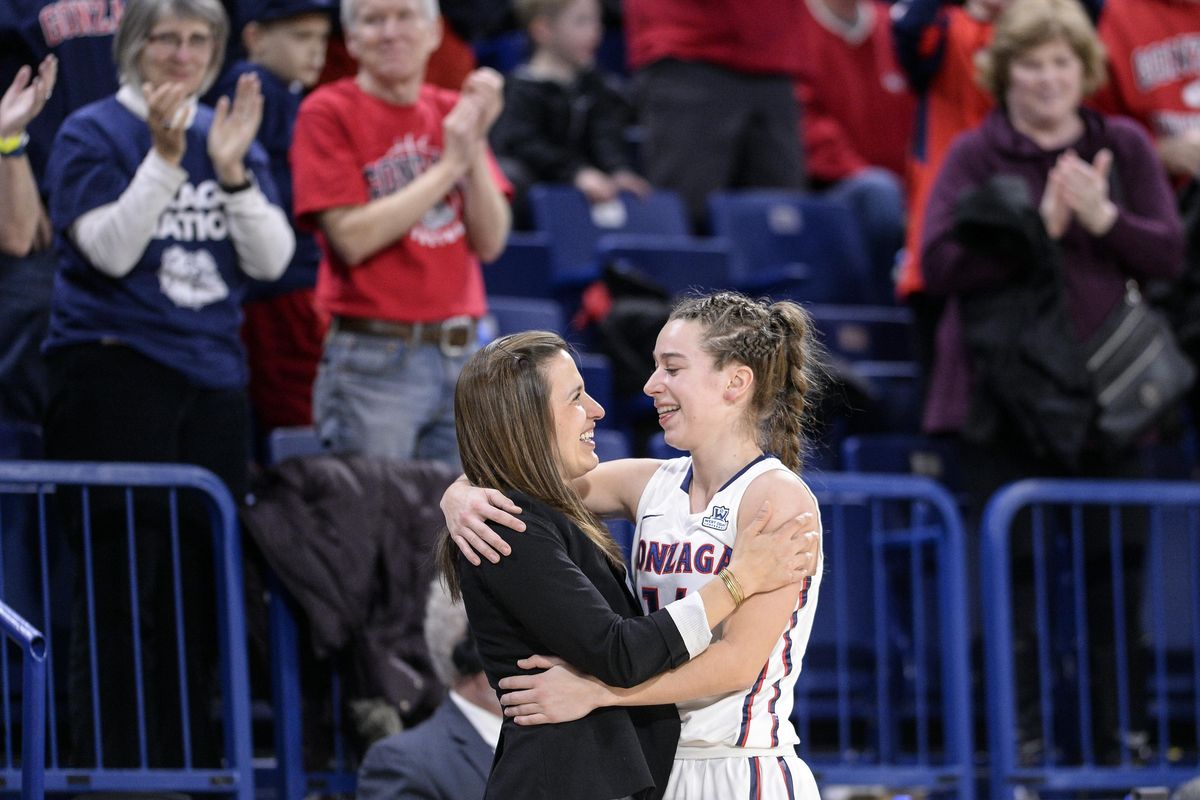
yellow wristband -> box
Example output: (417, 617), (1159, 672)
(0, 132), (29, 158)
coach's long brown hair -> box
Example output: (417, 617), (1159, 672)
(439, 331), (622, 598)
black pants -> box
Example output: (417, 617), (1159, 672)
(633, 59), (805, 229)
(43, 343), (250, 768)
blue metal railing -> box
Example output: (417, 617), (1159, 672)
(982, 479), (1200, 800)
(0, 461), (253, 798)
(797, 473), (975, 799)
(258, 427), (357, 798)
(0, 601), (45, 800)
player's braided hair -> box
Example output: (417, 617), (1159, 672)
(669, 292), (823, 472)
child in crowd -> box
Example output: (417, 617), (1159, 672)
(206, 0), (333, 435)
(490, 0), (649, 217)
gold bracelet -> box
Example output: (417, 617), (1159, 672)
(718, 568), (745, 607)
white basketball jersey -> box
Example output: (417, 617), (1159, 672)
(631, 455), (824, 752)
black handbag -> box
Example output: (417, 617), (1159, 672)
(1085, 280), (1196, 451)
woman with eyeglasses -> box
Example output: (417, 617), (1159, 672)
(41, 0), (293, 769)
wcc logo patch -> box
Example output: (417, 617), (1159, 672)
(701, 505), (730, 532)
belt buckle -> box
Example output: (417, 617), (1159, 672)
(439, 315), (474, 358)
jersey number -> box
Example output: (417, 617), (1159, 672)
(641, 586), (688, 613)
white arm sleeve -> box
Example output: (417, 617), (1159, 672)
(70, 150), (186, 278)
(665, 591), (714, 659)
(221, 181), (295, 280)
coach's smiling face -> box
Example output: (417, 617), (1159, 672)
(545, 349), (604, 481)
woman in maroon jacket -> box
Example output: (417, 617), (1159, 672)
(919, 0), (1183, 764)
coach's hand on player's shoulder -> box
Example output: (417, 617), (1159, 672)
(499, 655), (602, 726)
(728, 501), (820, 598)
(441, 477), (526, 566)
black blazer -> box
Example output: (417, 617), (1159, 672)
(356, 696), (492, 799)
(457, 491), (688, 800)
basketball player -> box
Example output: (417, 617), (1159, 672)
(445, 291), (825, 799)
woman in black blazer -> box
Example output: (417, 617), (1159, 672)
(438, 331), (810, 800)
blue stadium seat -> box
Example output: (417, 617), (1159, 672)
(472, 30), (528, 73)
(854, 360), (923, 434)
(593, 429), (631, 462)
(266, 426), (325, 463)
(841, 433), (963, 494)
(806, 303), (916, 363)
(482, 231), (555, 299)
(708, 190), (874, 304)
(528, 185), (690, 280)
(596, 233), (734, 297)
(485, 296), (567, 338)
(577, 352), (614, 412)
(646, 432), (686, 461)
(607, 519), (635, 564)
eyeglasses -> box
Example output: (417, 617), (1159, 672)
(146, 31), (214, 52)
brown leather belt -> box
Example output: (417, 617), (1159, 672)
(332, 314), (476, 354)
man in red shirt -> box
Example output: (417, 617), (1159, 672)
(624, 0), (806, 227)
(1091, 0), (1200, 182)
(796, 0), (915, 301)
(291, 0), (511, 466)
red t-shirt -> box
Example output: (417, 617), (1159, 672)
(624, 0), (804, 76)
(1091, 0), (1200, 156)
(795, 0), (915, 182)
(291, 79), (510, 322)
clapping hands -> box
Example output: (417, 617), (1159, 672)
(208, 71), (263, 187)
(145, 80), (191, 163)
(460, 68), (503, 133)
(1040, 148), (1118, 239)
(0, 55), (58, 139)
(443, 68), (504, 175)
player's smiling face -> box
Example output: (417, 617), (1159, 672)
(644, 319), (735, 451)
(138, 15), (216, 96)
(546, 349), (604, 481)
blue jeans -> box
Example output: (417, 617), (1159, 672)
(825, 167), (906, 304)
(312, 328), (473, 468)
